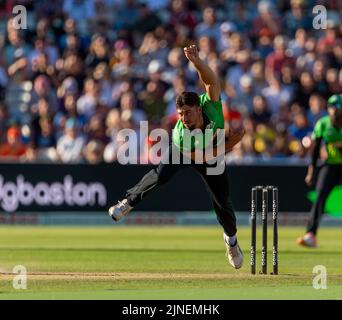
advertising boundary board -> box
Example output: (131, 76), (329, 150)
(0, 163), (313, 213)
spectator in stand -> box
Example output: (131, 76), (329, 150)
(30, 98), (53, 141)
(91, 0), (115, 33)
(103, 108), (122, 163)
(30, 75), (59, 114)
(85, 34), (110, 71)
(134, 2), (162, 35)
(250, 95), (272, 125)
(56, 53), (85, 87)
(232, 3), (252, 34)
(0, 0), (340, 163)
(255, 27), (274, 60)
(34, 18), (57, 45)
(197, 36), (217, 62)
(262, 78), (293, 114)
(85, 114), (108, 145)
(119, 91), (147, 125)
(54, 93), (87, 139)
(138, 60), (168, 123)
(288, 28), (307, 58)
(0, 126), (27, 160)
(83, 139), (105, 164)
(63, 0), (96, 33)
(251, 1), (282, 41)
(272, 129), (291, 158)
(254, 123), (276, 158)
(326, 68), (342, 95)
(307, 94), (328, 126)
(112, 41), (139, 78)
(4, 21), (32, 66)
(317, 20), (340, 56)
(28, 37), (59, 70)
(296, 36), (316, 73)
(312, 59), (329, 98)
(0, 0), (16, 18)
(194, 7), (221, 44)
(169, 0), (196, 30)
(28, 116), (58, 162)
(164, 73), (188, 116)
(296, 71), (316, 108)
(57, 76), (79, 99)
(284, 0), (312, 37)
(58, 18), (89, 54)
(76, 78), (100, 120)
(113, 0), (140, 32)
(161, 47), (186, 84)
(225, 50), (252, 98)
(288, 111), (313, 141)
(331, 40), (342, 69)
(0, 102), (9, 141)
(0, 57), (9, 99)
(92, 62), (113, 108)
(7, 47), (28, 85)
(250, 61), (268, 95)
(56, 117), (86, 163)
(217, 22), (237, 54)
(265, 35), (295, 83)
(29, 51), (56, 80)
(105, 108), (121, 139)
(231, 75), (255, 115)
(138, 33), (169, 65)
(221, 32), (249, 63)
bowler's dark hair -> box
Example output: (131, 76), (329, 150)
(176, 91), (200, 109)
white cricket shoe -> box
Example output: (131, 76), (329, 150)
(223, 233), (243, 269)
(296, 232), (317, 248)
(108, 199), (132, 222)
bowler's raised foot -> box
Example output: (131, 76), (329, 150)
(108, 199), (132, 222)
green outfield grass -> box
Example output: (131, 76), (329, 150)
(0, 226), (342, 300)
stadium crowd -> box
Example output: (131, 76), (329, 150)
(0, 0), (341, 164)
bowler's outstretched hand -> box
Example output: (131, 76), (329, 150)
(184, 45), (200, 64)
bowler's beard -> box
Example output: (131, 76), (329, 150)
(182, 111), (204, 131)
(187, 124), (196, 130)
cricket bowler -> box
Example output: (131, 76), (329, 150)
(108, 45), (245, 269)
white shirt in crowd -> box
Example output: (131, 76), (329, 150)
(57, 134), (86, 163)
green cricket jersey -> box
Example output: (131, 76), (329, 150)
(312, 115), (342, 164)
(172, 93), (224, 152)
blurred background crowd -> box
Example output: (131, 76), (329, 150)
(0, 0), (341, 164)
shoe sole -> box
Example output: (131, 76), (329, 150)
(297, 242), (317, 248)
(296, 238), (317, 248)
(108, 207), (121, 222)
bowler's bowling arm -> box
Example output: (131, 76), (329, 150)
(192, 58), (221, 102)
